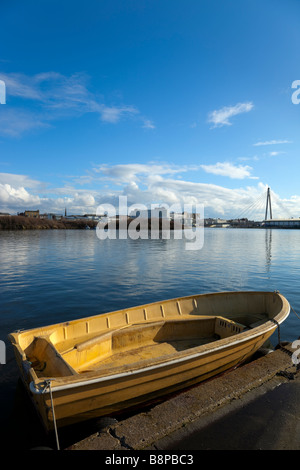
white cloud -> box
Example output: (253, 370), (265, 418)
(200, 162), (257, 179)
(118, 175), (268, 218)
(93, 163), (194, 184)
(0, 108), (51, 137)
(269, 151), (285, 157)
(0, 172), (43, 189)
(208, 102), (254, 128)
(99, 105), (139, 123)
(82, 164), (268, 219)
(0, 183), (40, 207)
(0, 172), (98, 214)
(142, 119), (156, 129)
(0, 71), (154, 135)
(253, 139), (293, 146)
(1, 72), (45, 100)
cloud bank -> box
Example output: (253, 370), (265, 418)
(0, 164), (298, 220)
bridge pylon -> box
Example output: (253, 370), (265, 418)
(265, 187), (272, 220)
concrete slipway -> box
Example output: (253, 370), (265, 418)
(67, 341), (300, 451)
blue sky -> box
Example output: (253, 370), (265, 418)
(0, 0), (299, 219)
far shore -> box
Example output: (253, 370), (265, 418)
(0, 215), (186, 231)
(0, 215), (98, 230)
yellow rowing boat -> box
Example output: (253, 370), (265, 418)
(9, 291), (290, 431)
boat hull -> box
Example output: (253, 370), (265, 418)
(9, 291), (290, 430)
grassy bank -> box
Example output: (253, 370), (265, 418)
(0, 216), (98, 230)
(0, 216), (184, 231)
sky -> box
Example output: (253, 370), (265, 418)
(0, 0), (300, 219)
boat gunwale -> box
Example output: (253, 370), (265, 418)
(9, 290), (288, 340)
(30, 315), (290, 395)
(10, 291), (290, 394)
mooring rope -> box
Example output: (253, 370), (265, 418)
(270, 302), (300, 348)
(274, 303), (300, 377)
(291, 304), (300, 321)
(43, 379), (60, 450)
(270, 318), (281, 346)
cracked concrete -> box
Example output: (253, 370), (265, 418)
(67, 342), (300, 450)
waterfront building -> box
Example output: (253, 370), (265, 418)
(263, 218), (300, 228)
(22, 210), (40, 218)
(130, 207), (170, 220)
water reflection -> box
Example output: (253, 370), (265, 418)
(1, 228), (300, 332)
(265, 229), (272, 273)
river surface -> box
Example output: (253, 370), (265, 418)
(0, 228), (300, 449)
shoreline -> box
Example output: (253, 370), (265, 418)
(0, 215), (98, 230)
(1, 216), (300, 231)
(0, 215), (187, 231)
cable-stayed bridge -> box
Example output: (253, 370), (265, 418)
(232, 187), (300, 228)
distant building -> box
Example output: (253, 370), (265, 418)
(44, 213), (63, 220)
(24, 210), (39, 218)
(63, 214), (102, 221)
(170, 212), (194, 226)
(130, 207), (170, 219)
(205, 218), (228, 226)
(83, 214), (102, 221)
(263, 218), (300, 228)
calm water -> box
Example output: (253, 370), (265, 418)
(0, 228), (300, 449)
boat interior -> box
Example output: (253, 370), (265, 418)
(25, 316), (247, 377)
(15, 293), (278, 379)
